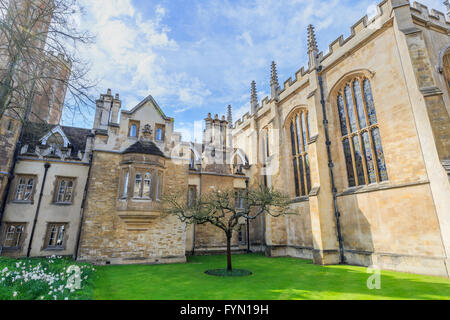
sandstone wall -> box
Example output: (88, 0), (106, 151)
(78, 151), (187, 264)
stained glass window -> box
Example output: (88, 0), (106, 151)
(289, 109), (311, 197)
(371, 128), (388, 182)
(363, 79), (377, 126)
(353, 80), (367, 129)
(343, 138), (356, 187)
(337, 77), (388, 187)
(344, 85), (358, 133)
(337, 94), (348, 136)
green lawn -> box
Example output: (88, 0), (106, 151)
(93, 254), (450, 300)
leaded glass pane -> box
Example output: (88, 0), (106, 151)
(57, 180), (66, 203)
(293, 158), (300, 197)
(337, 94), (348, 136)
(301, 112), (308, 152)
(64, 181), (73, 202)
(343, 138), (356, 187)
(298, 156), (305, 196)
(15, 178), (26, 200)
(362, 132), (377, 184)
(143, 173), (152, 199)
(290, 122), (296, 156)
(363, 79), (377, 125)
(295, 115), (302, 153)
(344, 85), (358, 133)
(353, 80), (367, 129)
(352, 135), (366, 185)
(24, 179), (34, 201)
(134, 174), (142, 198)
(371, 128), (388, 182)
(305, 154), (311, 194)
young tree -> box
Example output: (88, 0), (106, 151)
(0, 0), (95, 125)
(163, 186), (293, 272)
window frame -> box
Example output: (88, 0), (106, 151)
(128, 120), (140, 138)
(13, 175), (36, 203)
(288, 108), (311, 198)
(44, 223), (68, 250)
(336, 76), (388, 188)
(53, 177), (76, 205)
(155, 124), (165, 142)
(2, 223), (26, 250)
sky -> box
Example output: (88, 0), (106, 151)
(61, 0), (448, 142)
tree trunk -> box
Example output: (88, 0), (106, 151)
(226, 233), (232, 271)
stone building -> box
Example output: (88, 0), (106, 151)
(232, 0), (450, 277)
(0, 0), (449, 278)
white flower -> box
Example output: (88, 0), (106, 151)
(13, 292), (17, 297)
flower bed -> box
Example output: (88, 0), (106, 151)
(0, 256), (95, 300)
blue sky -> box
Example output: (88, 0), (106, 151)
(62, 0), (447, 141)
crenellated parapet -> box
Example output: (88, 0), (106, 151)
(232, 0), (449, 134)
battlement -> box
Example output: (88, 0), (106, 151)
(232, 0), (449, 133)
(320, 0), (448, 66)
(410, 1), (448, 26)
(46, 50), (72, 68)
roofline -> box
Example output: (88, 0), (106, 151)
(121, 94), (174, 122)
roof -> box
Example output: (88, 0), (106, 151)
(121, 94), (174, 122)
(122, 140), (165, 157)
(22, 123), (92, 159)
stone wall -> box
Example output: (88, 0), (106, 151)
(78, 151), (187, 264)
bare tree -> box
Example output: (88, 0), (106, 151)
(163, 186), (293, 272)
(0, 0), (95, 125)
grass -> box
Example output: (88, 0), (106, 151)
(93, 254), (450, 300)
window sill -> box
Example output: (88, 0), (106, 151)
(337, 180), (429, 197)
(1, 246), (21, 251)
(291, 196), (309, 203)
(11, 200), (33, 205)
(43, 247), (65, 251)
(53, 202), (73, 206)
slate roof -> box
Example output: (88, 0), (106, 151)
(122, 140), (165, 157)
(22, 123), (92, 159)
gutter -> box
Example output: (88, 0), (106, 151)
(26, 162), (51, 258)
(74, 153), (93, 260)
(317, 66), (345, 264)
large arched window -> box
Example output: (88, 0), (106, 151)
(289, 109), (311, 197)
(336, 77), (388, 187)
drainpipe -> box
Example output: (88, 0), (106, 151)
(74, 152), (93, 260)
(317, 67), (345, 264)
(245, 178), (250, 253)
(27, 162), (51, 258)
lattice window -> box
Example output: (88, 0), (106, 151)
(55, 178), (75, 204)
(336, 77), (388, 187)
(3, 224), (25, 248)
(14, 176), (35, 202)
(289, 109), (311, 197)
(46, 223), (66, 249)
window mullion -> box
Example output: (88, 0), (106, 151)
(359, 77), (372, 131)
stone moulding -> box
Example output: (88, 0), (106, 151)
(118, 214), (159, 231)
